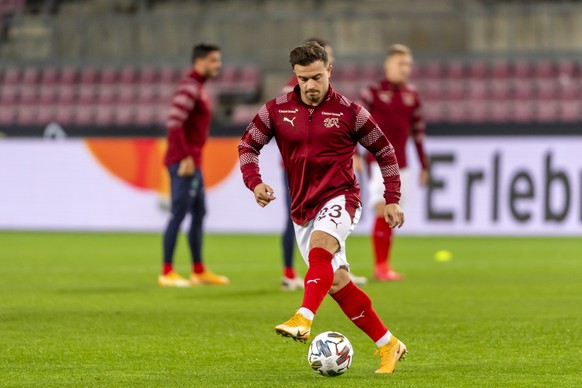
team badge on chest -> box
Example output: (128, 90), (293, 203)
(323, 117), (340, 128)
(379, 91), (392, 104)
(402, 92), (415, 107)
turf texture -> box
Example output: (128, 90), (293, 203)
(0, 232), (581, 387)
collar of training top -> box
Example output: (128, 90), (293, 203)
(189, 69), (207, 83)
(291, 84), (334, 106)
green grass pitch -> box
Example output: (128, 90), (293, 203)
(1, 232), (581, 387)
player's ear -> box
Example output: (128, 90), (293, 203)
(327, 64), (333, 77)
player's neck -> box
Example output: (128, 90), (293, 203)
(300, 87), (329, 107)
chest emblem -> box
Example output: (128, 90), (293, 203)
(283, 117), (296, 127)
(402, 92), (415, 107)
(323, 117), (340, 128)
(379, 91), (392, 104)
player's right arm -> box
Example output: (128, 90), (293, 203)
(167, 82), (198, 176)
(238, 104), (276, 207)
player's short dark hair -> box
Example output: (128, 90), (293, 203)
(289, 41), (328, 69)
(191, 43), (220, 63)
(304, 37), (330, 48)
(387, 44), (412, 58)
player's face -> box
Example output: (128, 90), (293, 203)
(294, 60), (332, 106)
(201, 51), (222, 79)
(385, 53), (413, 84)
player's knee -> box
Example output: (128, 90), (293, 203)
(309, 230), (339, 254)
(329, 268), (350, 294)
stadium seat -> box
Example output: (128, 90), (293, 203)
(556, 59), (576, 79)
(159, 66), (181, 84)
(95, 104), (116, 126)
(512, 59), (531, 79)
(74, 105), (95, 125)
(100, 66), (119, 84)
(0, 104), (15, 124)
(2, 66), (21, 85)
(558, 79), (579, 100)
(21, 67), (40, 85)
(491, 59), (510, 79)
(120, 66), (137, 84)
(97, 84), (117, 104)
(59, 67), (78, 85)
(16, 104), (38, 125)
(19, 85), (38, 104)
(465, 101), (488, 123)
(443, 80), (466, 100)
(533, 59), (556, 79)
(135, 104), (159, 126)
(37, 105), (57, 124)
(446, 101), (468, 123)
(38, 85), (58, 104)
(0, 84), (19, 104)
(423, 60), (442, 80)
(467, 59), (487, 79)
(513, 101), (535, 123)
(231, 104), (261, 125)
(139, 66), (159, 84)
(56, 85), (75, 105)
(512, 80), (534, 100)
(118, 85), (136, 104)
(115, 104), (136, 125)
(535, 79), (558, 100)
(135, 83), (158, 103)
(559, 101), (581, 122)
(419, 80), (442, 101)
(490, 80), (512, 99)
(535, 100), (560, 122)
(40, 67), (59, 85)
(445, 60), (466, 79)
(489, 100), (511, 122)
(467, 80), (488, 100)
(54, 105), (75, 125)
(423, 102), (445, 122)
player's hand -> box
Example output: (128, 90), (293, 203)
(384, 203), (404, 228)
(177, 156), (195, 177)
(253, 183), (276, 208)
(420, 168), (429, 187)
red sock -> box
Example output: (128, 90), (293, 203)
(193, 262), (205, 274)
(373, 216), (393, 272)
(284, 267), (296, 279)
(163, 263), (173, 275)
(331, 281), (388, 342)
(301, 248), (334, 314)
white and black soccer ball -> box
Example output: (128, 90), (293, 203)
(307, 331), (353, 377)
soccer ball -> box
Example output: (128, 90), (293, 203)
(307, 331), (353, 377)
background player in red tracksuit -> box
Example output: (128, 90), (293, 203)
(239, 42), (408, 374)
(360, 44), (428, 281)
(159, 43), (229, 287)
(280, 38), (367, 290)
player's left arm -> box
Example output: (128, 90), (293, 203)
(353, 106), (404, 228)
(411, 92), (429, 186)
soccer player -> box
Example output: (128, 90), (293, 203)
(360, 44), (428, 281)
(280, 38), (366, 290)
(239, 42), (407, 373)
(159, 43), (229, 287)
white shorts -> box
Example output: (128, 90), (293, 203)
(368, 162), (409, 208)
(293, 195), (362, 273)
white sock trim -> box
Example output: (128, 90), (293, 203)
(298, 307), (315, 320)
(375, 331), (392, 347)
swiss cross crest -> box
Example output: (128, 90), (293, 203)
(379, 91), (392, 104)
(323, 117), (340, 128)
(402, 92), (415, 107)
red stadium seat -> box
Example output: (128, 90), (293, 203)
(418, 80), (442, 101)
(135, 104), (157, 126)
(467, 59), (487, 79)
(80, 67), (98, 84)
(559, 101), (581, 122)
(56, 85), (75, 105)
(97, 84), (117, 104)
(16, 104), (38, 125)
(0, 104), (15, 124)
(59, 67), (78, 85)
(512, 59), (531, 79)
(231, 104), (260, 125)
(423, 60), (442, 80)
(558, 79), (579, 100)
(489, 100), (511, 122)
(423, 102), (445, 122)
(467, 80), (488, 100)
(37, 105), (57, 124)
(491, 59), (510, 79)
(139, 66), (159, 84)
(38, 85), (58, 104)
(533, 59), (556, 79)
(0, 84), (19, 104)
(95, 104), (115, 126)
(158, 84), (175, 102)
(465, 101), (488, 123)
(490, 80), (512, 99)
(100, 66), (119, 84)
(55, 105), (75, 125)
(443, 80), (466, 100)
(535, 100), (560, 122)
(2, 66), (20, 85)
(335, 63), (358, 82)
(115, 104), (136, 125)
(512, 101), (535, 123)
(119, 66), (137, 84)
(136, 83), (159, 103)
(155, 103), (169, 126)
(512, 80), (534, 100)
(118, 85), (136, 104)
(445, 60), (466, 79)
(19, 85), (38, 104)
(77, 85), (96, 104)
(74, 105), (95, 125)
(535, 79), (558, 100)
(40, 67), (59, 85)
(556, 59), (576, 78)
(361, 63), (381, 82)
(21, 67), (40, 85)
(446, 101), (468, 123)
(159, 66), (181, 84)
